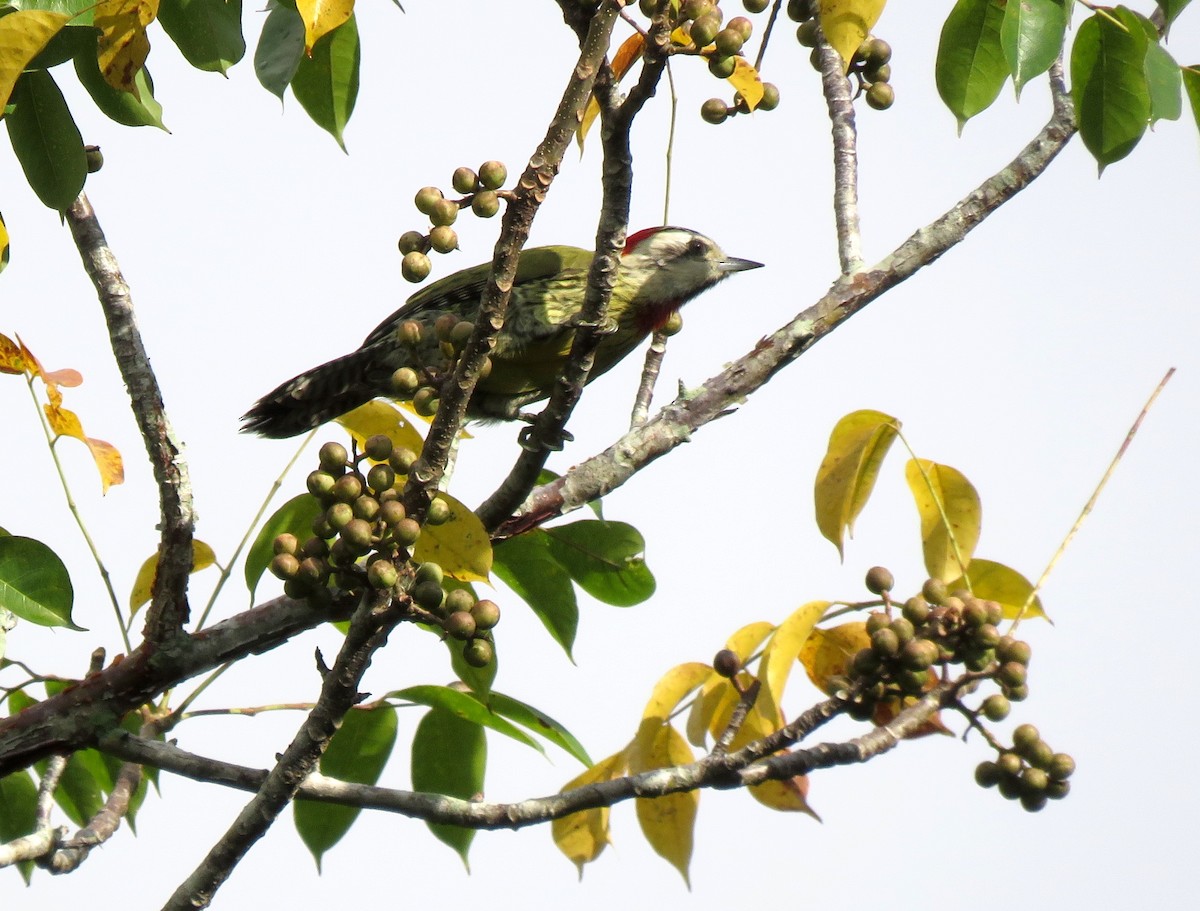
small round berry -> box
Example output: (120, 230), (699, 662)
(411, 579), (446, 612)
(865, 62), (891, 84)
(727, 15), (753, 40)
(690, 14), (720, 47)
(921, 578), (947, 605)
(319, 442), (349, 472)
(974, 760), (1001, 788)
(391, 367), (421, 397)
(413, 387), (439, 417)
(900, 638), (938, 671)
(742, 0), (768, 12)
(429, 198), (459, 227)
(786, 0), (813, 22)
(870, 627), (900, 658)
(429, 225), (459, 254)
(367, 463), (396, 494)
(85, 145), (104, 173)
(364, 434), (393, 461)
(1048, 753), (1075, 781)
(306, 470), (337, 501)
(796, 19), (819, 47)
(444, 588), (476, 615)
(414, 186), (443, 215)
(367, 559), (398, 589)
(864, 37), (892, 67)
(341, 518), (374, 553)
(997, 637), (1032, 665)
(393, 517), (421, 546)
(1012, 723), (1040, 753)
(402, 251), (432, 283)
(756, 82), (780, 111)
(713, 26), (745, 57)
(352, 496), (380, 522)
(902, 596), (930, 625)
(981, 693), (1010, 722)
(379, 500), (407, 526)
(997, 752), (1023, 777)
(997, 661), (1027, 688)
(390, 447), (418, 474)
(478, 160), (507, 190)
(471, 598), (501, 630)
(415, 561), (444, 585)
(865, 565), (894, 595)
(398, 230), (426, 255)
(426, 497), (452, 525)
(273, 533), (299, 556)
(712, 648), (741, 679)
(472, 190), (500, 218)
(889, 617), (915, 643)
(708, 54), (736, 78)
(331, 473), (364, 504)
(463, 637), (494, 667)
(445, 610), (477, 640)
(325, 502), (354, 531)
(451, 166), (478, 194)
(700, 98), (729, 124)
(450, 320), (475, 350)
(269, 553), (300, 581)
(865, 82), (895, 111)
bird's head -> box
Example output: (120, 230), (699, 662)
(617, 227), (762, 331)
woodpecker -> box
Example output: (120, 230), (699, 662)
(242, 226), (762, 438)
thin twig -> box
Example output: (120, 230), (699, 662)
(816, 38), (863, 274)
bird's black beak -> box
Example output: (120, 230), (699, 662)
(718, 256), (764, 274)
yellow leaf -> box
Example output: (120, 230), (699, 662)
(552, 748), (629, 877)
(0, 10), (70, 110)
(685, 621), (775, 746)
(412, 492), (492, 583)
(632, 724), (696, 886)
(129, 540), (217, 613)
(336, 400), (427, 458)
(95, 0), (159, 94)
(750, 774), (820, 818)
(635, 661), (711, 766)
(0, 210), (8, 273)
(296, 0), (354, 55)
(904, 458), (981, 582)
(44, 401), (84, 440)
(946, 558), (1047, 621)
(818, 0), (887, 71)
(726, 56), (764, 110)
(85, 437), (125, 493)
(798, 622), (869, 693)
(758, 600), (830, 726)
(814, 409), (900, 558)
(724, 620), (776, 659)
(577, 31), (644, 151)
(0, 332), (27, 374)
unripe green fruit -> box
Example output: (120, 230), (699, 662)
(997, 637), (1032, 665)
(997, 661), (1027, 688)
(1046, 779), (1070, 800)
(1012, 723), (1040, 753)
(639, 0), (658, 15)
(851, 647), (880, 677)
(85, 145), (104, 173)
(864, 37), (892, 66)
(700, 98), (729, 124)
(900, 638), (938, 671)
(682, 0), (711, 19)
(962, 599), (988, 627)
(690, 14), (720, 47)
(414, 186), (443, 215)
(426, 497), (452, 525)
(429, 198), (459, 227)
(429, 225), (459, 254)
(984, 600), (1003, 625)
(729, 16), (753, 39)
(973, 623), (1001, 649)
(714, 26), (745, 56)
(444, 588), (476, 615)
(889, 617), (915, 644)
(866, 62), (891, 84)
(311, 513), (335, 540)
(871, 627), (900, 658)
(451, 166), (478, 194)
(708, 54), (736, 78)
(997, 752), (1023, 777)
(397, 230), (426, 255)
(394, 517), (421, 546)
(367, 463), (396, 494)
(297, 556), (327, 585)
(787, 0), (813, 22)
(865, 565), (894, 595)
(413, 387), (440, 417)
(367, 559), (398, 589)
(796, 20), (819, 47)
(865, 82), (895, 111)
(390, 447), (418, 474)
(922, 578), (947, 605)
(974, 760), (1001, 788)
(897, 668), (929, 693)
(379, 500), (406, 526)
(364, 433), (393, 461)
(331, 473), (364, 504)
(902, 596), (930, 625)
(1005, 683), (1030, 702)
(757, 82), (780, 111)
(414, 561), (444, 585)
(352, 495), (380, 522)
(284, 577), (313, 599)
(411, 579), (446, 611)
(742, 0), (769, 12)
(326, 502), (354, 531)
(402, 251), (432, 283)
(449, 320), (475, 350)
(471, 598), (501, 630)
(302, 536), (328, 559)
(341, 518), (374, 552)
(391, 367), (421, 397)
(463, 637), (494, 668)
(1048, 753), (1075, 781)
(865, 611), (889, 636)
(270, 553), (300, 581)
(1019, 792), (1048, 813)
(274, 533), (299, 556)
(981, 693), (1010, 721)
(446, 610), (477, 640)
(319, 442), (348, 471)
(472, 190), (500, 218)
(478, 160), (507, 190)
(306, 470), (337, 501)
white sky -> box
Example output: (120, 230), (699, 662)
(2, 3), (1199, 909)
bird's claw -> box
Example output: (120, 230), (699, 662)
(517, 421), (573, 453)
(568, 314), (619, 335)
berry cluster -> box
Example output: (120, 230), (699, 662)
(267, 435), (499, 666)
(385, 313), (490, 418)
(399, 160), (508, 283)
(793, 2), (895, 110)
(846, 568), (1072, 810)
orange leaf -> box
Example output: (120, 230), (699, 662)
(85, 437), (125, 493)
(45, 402), (85, 441)
(0, 333), (25, 374)
(577, 31), (645, 151)
(43, 368), (82, 387)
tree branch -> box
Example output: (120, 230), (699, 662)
(64, 193), (195, 641)
(816, 40), (863, 274)
(492, 90), (1078, 537)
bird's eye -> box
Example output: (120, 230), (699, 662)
(687, 238), (708, 256)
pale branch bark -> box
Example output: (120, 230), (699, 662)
(630, 328), (671, 427)
(491, 88), (1078, 538)
(162, 592), (404, 911)
(476, 14), (671, 530)
(0, 594), (350, 779)
(65, 194), (195, 642)
(816, 40), (864, 274)
(42, 755), (142, 873)
(93, 685), (950, 832)
(405, 1), (623, 517)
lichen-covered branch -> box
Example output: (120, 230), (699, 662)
(65, 194), (194, 641)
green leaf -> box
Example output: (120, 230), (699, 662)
(0, 8), (70, 109)
(0, 535), (80, 628)
(5, 68), (86, 210)
(493, 530), (578, 658)
(1071, 7), (1152, 170)
(1144, 39), (1182, 124)
(75, 44), (167, 129)
(543, 520), (655, 606)
(813, 409), (900, 558)
(936, 0), (1010, 130)
(1000, 0), (1068, 98)
(411, 707), (485, 865)
(1183, 65), (1200, 140)
(290, 11), (358, 150)
(156, 0), (245, 74)
(485, 691), (592, 766)
(244, 492), (324, 599)
(0, 770), (37, 884)
(1155, 0), (1193, 36)
(390, 685), (542, 754)
(255, 1), (304, 100)
(27, 23), (95, 70)
(295, 704), (397, 869)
